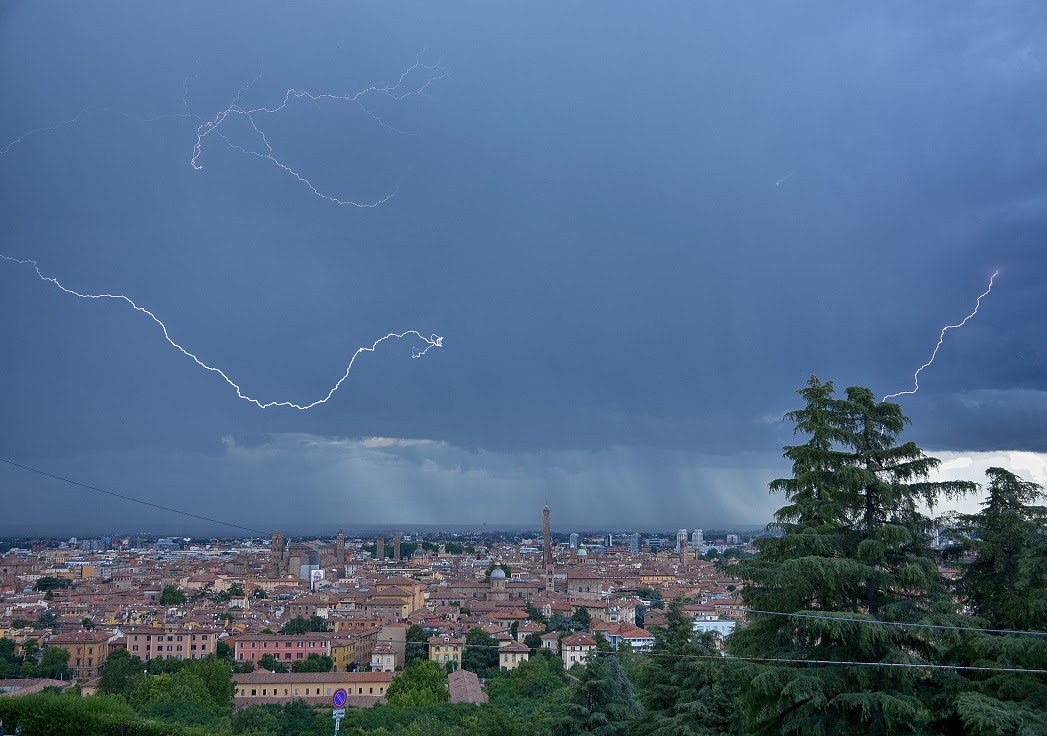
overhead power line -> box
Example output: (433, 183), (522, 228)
(747, 608), (1047, 638)
(0, 456), (271, 536)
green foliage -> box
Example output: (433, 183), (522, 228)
(464, 628), (500, 678)
(405, 624), (429, 667)
(636, 600), (743, 736)
(291, 653), (333, 673)
(487, 654), (569, 704)
(0, 636), (25, 678)
(98, 649), (144, 697)
(952, 467), (1047, 630)
(159, 585), (187, 605)
(730, 377), (979, 735)
(524, 632), (544, 651)
(386, 660), (450, 708)
(571, 607), (592, 628)
(258, 653), (289, 673)
(280, 616), (329, 634)
(526, 602), (549, 625)
(556, 654), (641, 736)
(82, 617), (95, 630)
(34, 576), (72, 592)
(38, 645), (72, 679)
(253, 588), (267, 599)
(462, 628), (499, 680)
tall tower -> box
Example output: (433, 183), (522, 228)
(543, 505), (554, 591)
(376, 536), (385, 560)
(393, 534), (401, 561)
(270, 533), (288, 576)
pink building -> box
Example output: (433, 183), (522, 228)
(234, 633), (335, 663)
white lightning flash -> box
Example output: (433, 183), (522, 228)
(882, 270), (999, 402)
(2, 57), (443, 207)
(1, 254), (442, 410)
(191, 55), (445, 207)
(776, 171), (794, 187)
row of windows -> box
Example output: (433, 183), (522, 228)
(248, 640), (320, 648)
(241, 686), (385, 696)
(131, 634), (209, 642)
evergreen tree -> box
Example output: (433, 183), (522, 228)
(462, 628), (499, 679)
(953, 467), (1047, 631)
(405, 624), (429, 667)
(731, 377), (977, 735)
(557, 654), (642, 735)
(934, 467), (1047, 734)
(637, 599), (742, 736)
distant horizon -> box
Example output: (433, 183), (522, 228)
(0, 521), (772, 542)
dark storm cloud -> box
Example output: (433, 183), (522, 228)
(2, 2), (1047, 533)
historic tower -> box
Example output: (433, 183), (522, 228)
(393, 534), (401, 561)
(543, 505), (554, 591)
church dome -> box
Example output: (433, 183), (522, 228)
(490, 568), (506, 579)
(577, 547), (588, 556)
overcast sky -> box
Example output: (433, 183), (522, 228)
(2, 2), (1047, 536)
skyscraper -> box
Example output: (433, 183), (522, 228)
(676, 529), (688, 553)
(628, 533), (639, 555)
(569, 533), (579, 549)
(691, 529), (704, 547)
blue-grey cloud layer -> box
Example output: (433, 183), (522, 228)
(2, 2), (1046, 533)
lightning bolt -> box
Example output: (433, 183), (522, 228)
(882, 270), (999, 401)
(1, 254), (442, 410)
(2, 55), (444, 207)
(190, 54), (445, 207)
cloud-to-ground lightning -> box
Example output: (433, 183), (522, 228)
(2, 56), (444, 207)
(1, 254), (442, 410)
(882, 270), (999, 401)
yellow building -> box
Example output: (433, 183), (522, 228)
(233, 671), (393, 705)
(428, 635), (463, 666)
(499, 640), (530, 670)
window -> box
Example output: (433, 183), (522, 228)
(295, 689), (299, 696)
(327, 688), (331, 695)
(132, 645), (138, 651)
(251, 689), (256, 696)
(369, 687), (373, 694)
(297, 652), (303, 659)
(306, 689), (310, 695)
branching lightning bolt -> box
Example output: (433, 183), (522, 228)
(2, 55), (444, 207)
(882, 270), (999, 402)
(1, 254), (442, 410)
(190, 55), (445, 207)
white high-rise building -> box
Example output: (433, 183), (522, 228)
(676, 529), (688, 552)
(570, 533), (579, 548)
(692, 529), (704, 547)
(628, 534), (640, 555)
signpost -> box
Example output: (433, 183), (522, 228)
(332, 689), (348, 734)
